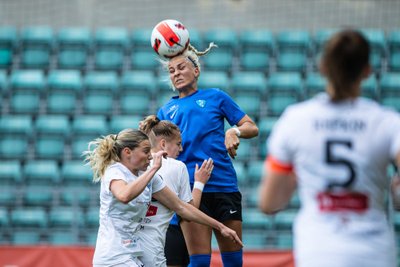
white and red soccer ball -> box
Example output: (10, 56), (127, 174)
(151, 19), (190, 60)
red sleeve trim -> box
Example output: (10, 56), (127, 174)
(265, 156), (293, 174)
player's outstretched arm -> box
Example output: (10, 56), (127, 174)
(153, 185), (243, 247)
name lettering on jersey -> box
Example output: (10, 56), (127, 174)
(314, 119), (366, 132)
(196, 99), (206, 108)
(146, 205), (158, 217)
(317, 191), (369, 212)
(168, 105), (179, 119)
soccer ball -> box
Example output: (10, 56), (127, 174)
(151, 19), (190, 60)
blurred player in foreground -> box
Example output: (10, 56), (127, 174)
(84, 129), (242, 267)
(259, 29), (400, 267)
(138, 115), (213, 267)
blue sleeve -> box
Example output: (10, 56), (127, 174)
(218, 90), (246, 126)
(157, 107), (165, 120)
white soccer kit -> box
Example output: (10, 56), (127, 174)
(137, 157), (193, 267)
(92, 162), (166, 266)
(268, 93), (400, 267)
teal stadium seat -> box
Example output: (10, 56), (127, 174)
(9, 70), (45, 114)
(11, 230), (42, 245)
(22, 186), (54, 207)
(130, 51), (159, 71)
(247, 160), (265, 186)
(0, 26), (17, 70)
(0, 70), (7, 93)
(273, 209), (297, 230)
(0, 208), (9, 229)
(0, 136), (29, 160)
(267, 94), (298, 116)
(109, 115), (143, 133)
(0, 160), (22, 186)
(187, 28), (203, 50)
(131, 28), (153, 52)
(267, 72), (303, 99)
(233, 161), (247, 187)
(70, 115), (109, 158)
(19, 26), (54, 70)
(48, 231), (81, 245)
(197, 71), (230, 92)
(234, 139), (253, 163)
(83, 71), (118, 115)
(35, 114), (70, 137)
(94, 49), (125, 72)
(360, 75), (378, 100)
(10, 207), (48, 228)
(85, 207), (100, 228)
(275, 231), (293, 249)
(380, 72), (400, 97)
(0, 26), (17, 50)
(239, 52), (270, 73)
(239, 29), (275, 55)
(0, 49), (12, 70)
(93, 27), (129, 71)
(230, 71), (267, 97)
(59, 187), (94, 207)
(242, 208), (272, 230)
(119, 71), (156, 115)
(23, 160), (60, 185)
(242, 231), (268, 250)
(35, 115), (69, 159)
(0, 186), (17, 206)
(48, 206), (83, 228)
(61, 160), (93, 186)
(203, 28), (238, 54)
(202, 51), (233, 72)
(361, 29), (387, 56)
(258, 117), (278, 139)
(276, 52), (307, 74)
(94, 27), (129, 51)
(234, 93), (262, 119)
(57, 27), (91, 70)
(304, 72), (326, 98)
(276, 30), (311, 54)
(388, 30), (400, 53)
(388, 52), (400, 72)
(0, 114), (33, 137)
(47, 70), (82, 114)
(120, 70), (157, 97)
(381, 96), (400, 112)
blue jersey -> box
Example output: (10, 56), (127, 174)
(157, 88), (245, 193)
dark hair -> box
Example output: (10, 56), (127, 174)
(139, 115), (181, 147)
(321, 29), (370, 101)
(83, 129), (148, 182)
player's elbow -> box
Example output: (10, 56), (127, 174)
(258, 201), (280, 215)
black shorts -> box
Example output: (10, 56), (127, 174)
(164, 224), (189, 266)
(199, 192), (242, 222)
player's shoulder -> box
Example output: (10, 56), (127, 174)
(163, 157), (187, 170)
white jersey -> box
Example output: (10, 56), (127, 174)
(268, 93), (400, 267)
(137, 157), (192, 267)
(93, 162), (166, 266)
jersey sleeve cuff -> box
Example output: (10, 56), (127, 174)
(265, 155), (294, 174)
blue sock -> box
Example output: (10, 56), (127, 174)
(188, 254), (211, 267)
(221, 250), (243, 267)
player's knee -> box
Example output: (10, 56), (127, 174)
(221, 249), (243, 267)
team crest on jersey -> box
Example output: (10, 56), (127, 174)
(196, 100), (206, 108)
(168, 105), (179, 119)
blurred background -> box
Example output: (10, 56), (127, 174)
(0, 0), (399, 263)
